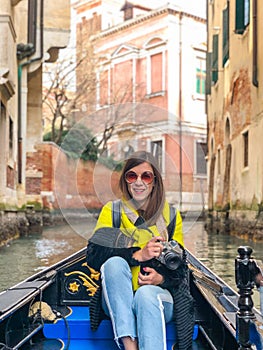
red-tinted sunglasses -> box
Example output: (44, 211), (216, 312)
(125, 171), (155, 185)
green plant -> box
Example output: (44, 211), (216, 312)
(44, 124), (98, 161)
(98, 155), (123, 171)
(20, 201), (42, 211)
(0, 203), (18, 211)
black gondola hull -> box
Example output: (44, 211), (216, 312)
(0, 248), (262, 349)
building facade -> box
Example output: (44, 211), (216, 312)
(73, 0), (207, 213)
(206, 0), (263, 234)
(0, 0), (71, 210)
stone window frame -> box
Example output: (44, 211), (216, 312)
(192, 46), (206, 100)
(143, 37), (167, 98)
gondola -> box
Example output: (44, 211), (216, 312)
(0, 245), (262, 350)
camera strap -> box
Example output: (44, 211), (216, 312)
(112, 199), (121, 229)
(112, 200), (177, 240)
(167, 206), (176, 240)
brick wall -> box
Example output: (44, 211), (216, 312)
(38, 142), (120, 210)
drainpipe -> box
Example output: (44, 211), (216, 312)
(252, 0), (258, 87)
(17, 0), (44, 183)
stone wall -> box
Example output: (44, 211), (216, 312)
(0, 209), (42, 248)
(205, 209), (263, 242)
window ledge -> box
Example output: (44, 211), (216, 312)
(242, 166), (249, 173)
(192, 94), (205, 101)
(234, 25), (249, 37)
(145, 91), (166, 99)
(96, 104), (109, 111)
(7, 159), (14, 169)
(194, 174), (207, 179)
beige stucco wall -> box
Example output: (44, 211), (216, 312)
(44, 0), (71, 62)
(207, 0), (263, 211)
(229, 116), (263, 208)
(0, 0), (71, 208)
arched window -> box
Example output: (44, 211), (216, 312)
(210, 137), (214, 155)
(144, 37), (166, 96)
(225, 118), (230, 146)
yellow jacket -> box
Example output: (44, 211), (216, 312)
(93, 200), (184, 290)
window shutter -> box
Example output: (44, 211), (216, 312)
(235, 0), (250, 34)
(151, 53), (162, 93)
(212, 35), (218, 84)
(222, 3), (229, 66)
(206, 52), (212, 95)
(28, 0), (37, 47)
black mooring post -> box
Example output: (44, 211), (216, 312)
(235, 246), (257, 349)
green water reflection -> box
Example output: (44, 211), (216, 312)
(0, 219), (263, 310)
(0, 218), (95, 292)
(184, 221), (263, 309)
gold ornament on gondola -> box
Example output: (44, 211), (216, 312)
(64, 263), (100, 297)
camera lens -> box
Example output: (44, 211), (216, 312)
(164, 252), (182, 270)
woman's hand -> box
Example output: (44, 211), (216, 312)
(132, 237), (164, 262)
(138, 267), (164, 286)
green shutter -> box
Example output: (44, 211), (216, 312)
(206, 52), (212, 95)
(201, 70), (206, 93)
(235, 0), (250, 34)
(212, 35), (218, 84)
(222, 3), (229, 66)
(235, 0), (245, 33)
(196, 68), (200, 93)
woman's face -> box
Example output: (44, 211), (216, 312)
(125, 162), (155, 209)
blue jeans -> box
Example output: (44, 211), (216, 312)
(101, 256), (174, 350)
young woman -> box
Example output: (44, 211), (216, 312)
(86, 151), (194, 350)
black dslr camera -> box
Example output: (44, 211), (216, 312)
(156, 240), (183, 270)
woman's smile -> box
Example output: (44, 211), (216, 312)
(127, 162), (154, 208)
(132, 186), (147, 198)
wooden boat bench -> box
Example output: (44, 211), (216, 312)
(0, 278), (56, 349)
(0, 280), (53, 317)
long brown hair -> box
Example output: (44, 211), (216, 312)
(119, 151), (165, 224)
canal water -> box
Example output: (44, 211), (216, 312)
(0, 218), (263, 309)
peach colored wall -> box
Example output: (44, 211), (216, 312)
(38, 143), (120, 210)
